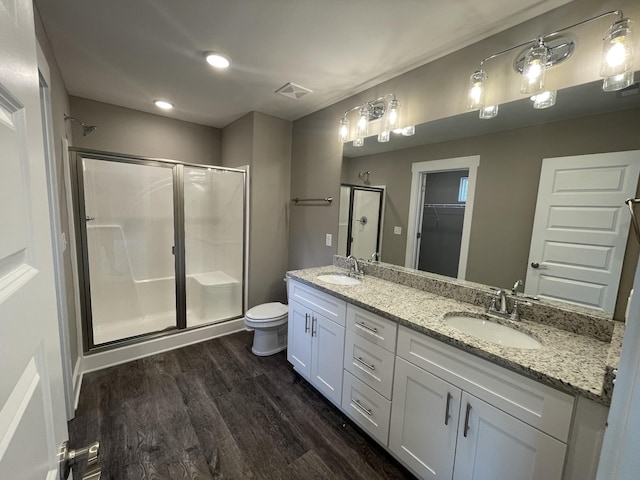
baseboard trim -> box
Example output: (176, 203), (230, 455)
(80, 319), (248, 375)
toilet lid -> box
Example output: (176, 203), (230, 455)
(245, 302), (288, 321)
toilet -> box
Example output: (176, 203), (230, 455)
(244, 302), (288, 356)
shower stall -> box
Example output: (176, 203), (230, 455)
(70, 149), (246, 351)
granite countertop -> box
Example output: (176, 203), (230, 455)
(287, 265), (621, 406)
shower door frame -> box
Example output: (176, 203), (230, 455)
(341, 184), (385, 258)
(69, 148), (247, 353)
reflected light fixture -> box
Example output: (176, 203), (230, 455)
(466, 10), (635, 119)
(338, 94), (400, 145)
(531, 90), (557, 109)
(205, 51), (231, 69)
(154, 100), (174, 110)
(600, 18), (635, 91)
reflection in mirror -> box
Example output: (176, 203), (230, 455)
(338, 184), (384, 259)
(340, 79), (640, 319)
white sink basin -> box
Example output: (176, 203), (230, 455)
(317, 274), (361, 286)
(445, 315), (542, 350)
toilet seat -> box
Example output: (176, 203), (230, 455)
(245, 302), (288, 323)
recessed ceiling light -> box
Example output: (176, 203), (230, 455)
(204, 51), (231, 69)
(154, 100), (173, 110)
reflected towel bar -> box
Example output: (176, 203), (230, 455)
(291, 197), (333, 204)
(626, 198), (640, 243)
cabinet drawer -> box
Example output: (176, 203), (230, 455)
(342, 371), (391, 446)
(344, 329), (395, 399)
(396, 326), (574, 442)
(288, 279), (346, 327)
(347, 304), (397, 352)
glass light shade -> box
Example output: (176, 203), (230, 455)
(353, 137), (364, 147)
(154, 100), (173, 110)
(603, 71), (635, 92)
(402, 125), (415, 136)
(479, 105), (499, 119)
(338, 117), (349, 143)
(600, 19), (635, 79)
(205, 52), (231, 69)
(385, 99), (400, 131)
(378, 131), (390, 143)
(521, 43), (548, 94)
(355, 107), (369, 138)
(468, 70), (487, 109)
(531, 90), (556, 109)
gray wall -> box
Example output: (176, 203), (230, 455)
(34, 7), (79, 375)
(69, 96), (222, 165)
(343, 107), (640, 319)
(289, 0), (640, 271)
(223, 112), (292, 308)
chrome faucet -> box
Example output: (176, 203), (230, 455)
(347, 255), (363, 277)
(496, 289), (508, 314)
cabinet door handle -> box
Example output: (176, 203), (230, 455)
(304, 313), (310, 333)
(356, 321), (378, 334)
(444, 392), (452, 426)
(311, 317), (317, 337)
(354, 356), (376, 371)
(463, 402), (472, 438)
(353, 399), (373, 416)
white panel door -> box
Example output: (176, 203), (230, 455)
(526, 151), (640, 313)
(389, 357), (461, 480)
(453, 392), (566, 480)
(0, 0), (68, 477)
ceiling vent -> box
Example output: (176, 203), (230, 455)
(275, 82), (312, 100)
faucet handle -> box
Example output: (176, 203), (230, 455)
(512, 279), (524, 296)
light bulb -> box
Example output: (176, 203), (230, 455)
(355, 106), (369, 138)
(600, 19), (635, 91)
(353, 137), (364, 147)
(521, 42), (547, 95)
(468, 70), (487, 110)
(378, 131), (390, 143)
(402, 125), (415, 136)
(154, 100), (173, 110)
(205, 52), (231, 69)
(479, 105), (499, 119)
(385, 99), (400, 131)
(338, 117), (349, 143)
(531, 90), (556, 109)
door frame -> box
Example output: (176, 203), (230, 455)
(405, 156), (480, 279)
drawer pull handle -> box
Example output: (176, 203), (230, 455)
(304, 313), (310, 333)
(463, 402), (472, 438)
(354, 356), (376, 371)
(357, 321), (378, 334)
(444, 392), (452, 426)
(353, 399), (372, 416)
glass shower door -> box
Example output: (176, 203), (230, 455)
(81, 157), (177, 346)
(184, 166), (244, 327)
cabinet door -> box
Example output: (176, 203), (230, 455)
(311, 312), (345, 406)
(287, 300), (312, 379)
(389, 357), (461, 480)
(453, 392), (566, 480)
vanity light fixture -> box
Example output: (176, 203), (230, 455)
(479, 105), (499, 119)
(338, 94), (400, 145)
(531, 90), (557, 109)
(205, 51), (231, 69)
(154, 100), (174, 110)
(466, 10), (636, 118)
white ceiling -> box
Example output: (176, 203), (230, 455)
(35, 0), (573, 128)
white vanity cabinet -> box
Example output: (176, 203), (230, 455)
(341, 305), (398, 445)
(287, 280), (346, 406)
(390, 325), (574, 480)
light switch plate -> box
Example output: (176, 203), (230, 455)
(325, 233), (332, 246)
(394, 226), (402, 235)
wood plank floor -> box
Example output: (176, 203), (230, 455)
(69, 330), (416, 479)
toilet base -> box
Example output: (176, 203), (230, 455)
(250, 324), (288, 356)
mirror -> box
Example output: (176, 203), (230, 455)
(340, 79), (640, 319)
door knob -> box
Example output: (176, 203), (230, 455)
(531, 262), (540, 268)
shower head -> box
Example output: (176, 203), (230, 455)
(64, 114), (97, 136)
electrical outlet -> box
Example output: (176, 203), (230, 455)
(325, 234), (332, 246)
(394, 226), (402, 235)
